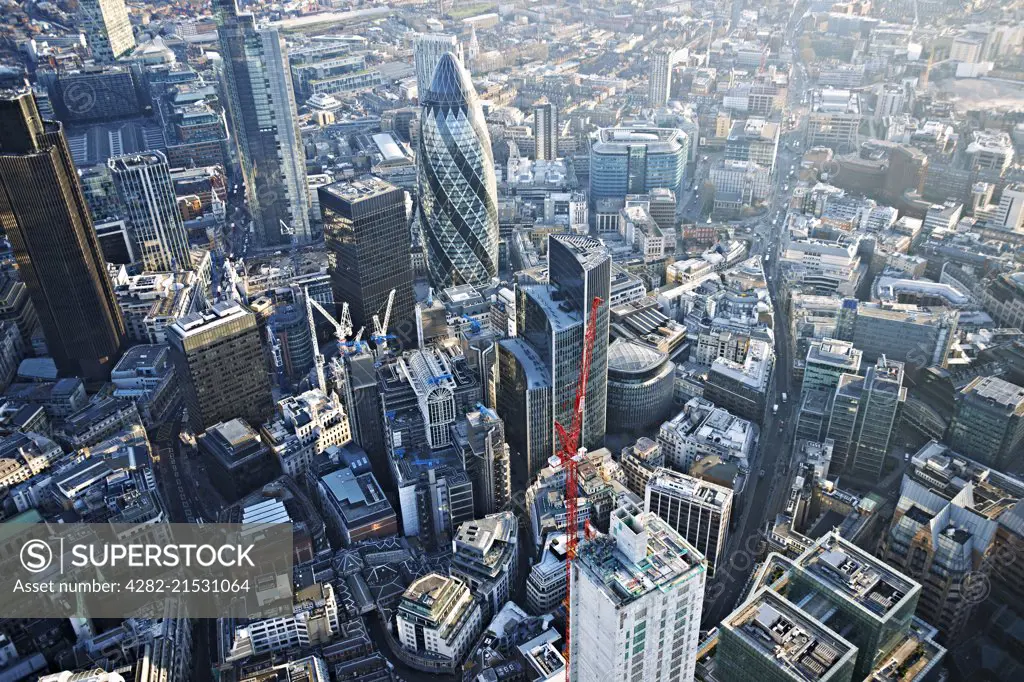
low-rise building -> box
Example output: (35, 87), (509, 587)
(450, 511), (519, 619)
(396, 574), (483, 669)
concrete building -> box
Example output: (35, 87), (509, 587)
(704, 338), (775, 424)
(396, 573), (482, 667)
(645, 468), (732, 575)
(839, 300), (958, 368)
(450, 511), (518, 619)
(108, 152), (191, 273)
(806, 89), (862, 152)
(414, 33), (464, 96)
(79, 0), (135, 62)
(452, 408), (512, 516)
(167, 302), (273, 432)
(316, 453), (397, 546)
(526, 532), (568, 615)
(981, 271), (1024, 331)
(993, 182), (1024, 232)
(110, 344), (179, 427)
(648, 50), (672, 107)
(657, 397), (756, 472)
(948, 375), (1024, 470)
(228, 583), (340, 659)
(262, 389), (352, 477)
(533, 100), (559, 161)
(197, 418), (278, 503)
(570, 502), (706, 682)
(725, 118), (780, 173)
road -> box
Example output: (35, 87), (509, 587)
(700, 12), (810, 625)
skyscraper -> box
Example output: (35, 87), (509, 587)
(217, 0), (310, 247)
(569, 502), (706, 682)
(167, 301), (273, 432)
(648, 50), (672, 107)
(414, 34), (464, 97)
(418, 52), (499, 288)
(533, 100), (558, 161)
(108, 152), (191, 272)
(79, 0), (136, 63)
(0, 91), (125, 382)
(319, 177), (416, 348)
(848, 358), (905, 479)
(948, 375), (1024, 469)
(645, 467), (733, 576)
(589, 127), (688, 204)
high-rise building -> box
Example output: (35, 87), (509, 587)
(0, 91), (125, 382)
(533, 100), (559, 161)
(994, 182), (1024, 232)
(848, 358), (905, 479)
(569, 502), (706, 682)
(79, 0), (135, 63)
(648, 50), (672, 107)
(496, 337), (553, 481)
(450, 511), (518, 620)
(716, 588), (858, 682)
(217, 0), (310, 247)
(167, 301), (273, 432)
(418, 52), (499, 288)
(108, 152), (191, 272)
(645, 468), (733, 575)
(589, 127), (688, 204)
(948, 375), (1024, 470)
(452, 408), (512, 515)
(838, 299), (958, 368)
(320, 178), (416, 348)
(414, 34), (464, 97)
(801, 338), (862, 398)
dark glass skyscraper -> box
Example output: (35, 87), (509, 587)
(0, 91), (125, 382)
(319, 177), (416, 348)
(217, 0), (310, 247)
(418, 52), (499, 288)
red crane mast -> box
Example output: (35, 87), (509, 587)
(555, 295), (603, 672)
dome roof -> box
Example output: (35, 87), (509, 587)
(607, 339), (667, 375)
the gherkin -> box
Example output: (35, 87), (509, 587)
(418, 52), (499, 288)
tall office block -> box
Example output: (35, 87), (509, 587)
(0, 91), (125, 382)
(414, 34), (464, 97)
(589, 127), (688, 204)
(645, 468), (733, 575)
(848, 358), (905, 479)
(569, 502), (706, 682)
(418, 52), (499, 288)
(948, 376), (1024, 470)
(79, 0), (135, 63)
(801, 338), (862, 398)
(518, 235), (611, 451)
(167, 301), (273, 432)
(496, 337), (552, 481)
(108, 152), (191, 272)
(533, 100), (558, 161)
(994, 182), (1024, 232)
(717, 588), (858, 682)
(320, 178), (416, 348)
(648, 50), (672, 107)
(217, 0), (310, 247)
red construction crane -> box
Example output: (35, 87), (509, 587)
(555, 295), (603, 671)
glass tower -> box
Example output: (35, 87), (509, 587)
(418, 52), (499, 288)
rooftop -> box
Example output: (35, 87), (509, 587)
(320, 176), (398, 203)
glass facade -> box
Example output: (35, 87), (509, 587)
(418, 53), (499, 288)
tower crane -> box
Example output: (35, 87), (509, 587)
(371, 289), (397, 352)
(279, 219), (301, 276)
(557, 295), (603, 672)
(303, 287), (327, 394)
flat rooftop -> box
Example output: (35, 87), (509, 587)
(320, 176), (398, 203)
(724, 588), (857, 682)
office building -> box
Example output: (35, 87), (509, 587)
(262, 389), (352, 477)
(657, 397), (756, 472)
(414, 34), (464, 96)
(526, 533), (568, 615)
(450, 511), (518, 619)
(0, 91), (125, 381)
(108, 152), (191, 272)
(648, 50), (672, 107)
(41, 64), (144, 124)
(839, 300), (958, 368)
(704, 338), (775, 424)
(228, 583), (340, 659)
(569, 502), (706, 682)
(110, 344), (179, 427)
(948, 376), (1024, 470)
(418, 52), (499, 287)
(725, 118), (780, 173)
(533, 100), (559, 161)
(496, 337), (553, 480)
(320, 178), (416, 348)
(452, 408), (512, 515)
(965, 129), (1014, 174)
(825, 358), (905, 478)
(716, 588), (858, 682)
(806, 89), (861, 152)
(993, 182), (1024, 232)
(198, 418), (278, 503)
(980, 271), (1024, 331)
(0, 270), (39, 350)
(217, 0), (310, 247)
(316, 453), (398, 546)
(167, 301), (273, 432)
(396, 573), (482, 667)
(606, 339), (675, 432)
(645, 468), (733, 575)
(590, 127), (688, 203)
(79, 0), (135, 62)
(801, 338), (862, 398)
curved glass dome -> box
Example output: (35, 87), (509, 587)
(607, 339), (668, 375)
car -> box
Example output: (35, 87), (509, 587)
(759, 469), (766, 478)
